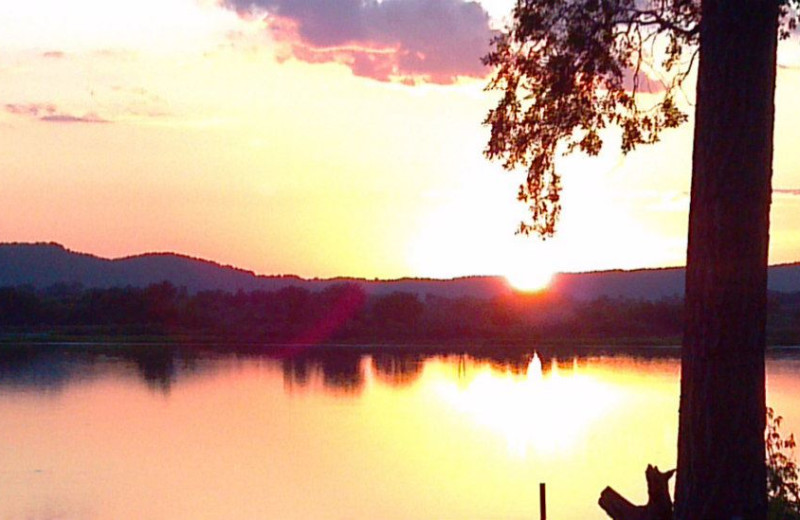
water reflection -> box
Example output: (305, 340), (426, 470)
(436, 354), (625, 457)
(282, 350), (366, 393)
(2, 344), (800, 520)
(372, 352), (424, 387)
(0, 344), (682, 395)
(0, 345), (196, 394)
(281, 349), (425, 393)
(0, 345), (77, 391)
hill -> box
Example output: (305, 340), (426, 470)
(0, 243), (511, 299)
(2, 242), (800, 300)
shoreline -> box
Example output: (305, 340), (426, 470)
(2, 332), (800, 354)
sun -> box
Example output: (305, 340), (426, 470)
(505, 259), (555, 292)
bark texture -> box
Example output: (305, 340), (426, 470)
(676, 1), (779, 519)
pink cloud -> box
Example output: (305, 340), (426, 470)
(223, 0), (496, 84)
(5, 103), (110, 124)
(41, 51), (67, 59)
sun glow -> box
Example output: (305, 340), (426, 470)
(504, 256), (556, 292)
(499, 238), (559, 292)
(434, 355), (622, 457)
(505, 266), (554, 292)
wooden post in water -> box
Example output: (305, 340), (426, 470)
(539, 482), (546, 520)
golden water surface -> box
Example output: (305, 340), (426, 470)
(1, 346), (798, 520)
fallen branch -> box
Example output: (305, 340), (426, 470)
(599, 464), (675, 520)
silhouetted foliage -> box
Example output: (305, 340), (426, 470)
(483, 0), (797, 237)
(371, 292), (424, 332)
(483, 0), (700, 236)
(3, 281), (800, 345)
(767, 407), (800, 519)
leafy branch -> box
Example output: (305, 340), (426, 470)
(767, 406), (800, 519)
(483, 0), (799, 237)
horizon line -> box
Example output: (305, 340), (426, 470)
(2, 240), (798, 283)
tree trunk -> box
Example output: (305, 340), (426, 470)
(675, 1), (779, 519)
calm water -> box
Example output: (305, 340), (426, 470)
(2, 344), (800, 520)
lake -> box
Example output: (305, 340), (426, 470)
(1, 344), (799, 520)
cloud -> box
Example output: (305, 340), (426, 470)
(5, 103), (109, 124)
(41, 51), (67, 59)
(774, 188), (800, 197)
(40, 113), (109, 124)
(223, 0), (497, 84)
(5, 103), (57, 117)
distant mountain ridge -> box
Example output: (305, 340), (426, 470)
(2, 242), (800, 300)
(0, 243), (509, 299)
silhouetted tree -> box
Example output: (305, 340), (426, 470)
(371, 292), (425, 337)
(0, 287), (44, 326)
(484, 1), (797, 518)
(275, 286), (313, 338)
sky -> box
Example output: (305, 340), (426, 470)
(1, 0), (800, 283)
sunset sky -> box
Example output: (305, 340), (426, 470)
(2, 0), (800, 281)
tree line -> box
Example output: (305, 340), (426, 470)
(3, 280), (798, 344)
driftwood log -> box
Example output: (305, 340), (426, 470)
(598, 465), (675, 520)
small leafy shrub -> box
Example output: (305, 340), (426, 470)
(767, 407), (800, 520)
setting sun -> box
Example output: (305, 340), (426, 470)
(505, 261), (555, 292)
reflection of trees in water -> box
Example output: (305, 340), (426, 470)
(0, 343), (686, 395)
(319, 353), (364, 393)
(128, 347), (177, 392)
(0, 345), (210, 394)
(276, 346), (676, 393)
(279, 349), (429, 393)
(0, 345), (75, 390)
(281, 351), (364, 394)
(276, 348), (613, 393)
(280, 349), (425, 393)
(281, 357), (311, 389)
(372, 353), (423, 387)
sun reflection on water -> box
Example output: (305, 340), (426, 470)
(434, 353), (623, 458)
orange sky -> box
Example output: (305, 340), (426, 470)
(1, 0), (799, 281)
